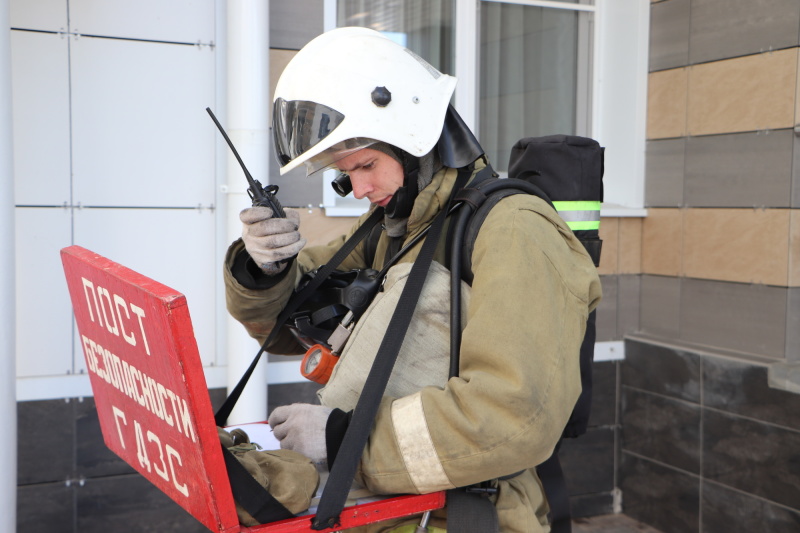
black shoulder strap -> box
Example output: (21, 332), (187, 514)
(363, 220), (383, 268)
(455, 176), (552, 285)
(221, 445), (295, 524)
(536, 442), (572, 533)
(311, 167), (472, 531)
(215, 207), (385, 427)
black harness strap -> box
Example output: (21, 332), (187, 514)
(311, 167), (472, 531)
(221, 445), (295, 524)
(446, 487), (499, 533)
(537, 442), (571, 533)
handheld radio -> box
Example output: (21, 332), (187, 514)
(206, 107), (286, 217)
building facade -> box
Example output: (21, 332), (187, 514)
(12, 1), (800, 532)
(618, 0), (800, 531)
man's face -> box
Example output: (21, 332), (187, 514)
(335, 147), (404, 207)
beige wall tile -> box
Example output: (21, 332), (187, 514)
(683, 208), (790, 285)
(297, 208), (358, 248)
(791, 209), (800, 287)
(598, 218), (619, 275)
(618, 218), (643, 274)
(647, 68), (688, 139)
(795, 49), (800, 129)
(687, 48), (797, 136)
(269, 49), (297, 120)
(642, 208), (683, 276)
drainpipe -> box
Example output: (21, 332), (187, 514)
(225, 0), (269, 424)
(0, 0), (18, 529)
(454, 0), (478, 132)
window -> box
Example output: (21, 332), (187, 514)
(478, 1), (593, 173)
(337, 0), (455, 74)
(323, 0), (649, 214)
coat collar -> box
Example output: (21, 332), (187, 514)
(405, 157), (488, 236)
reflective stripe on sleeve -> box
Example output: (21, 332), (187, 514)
(552, 201), (601, 231)
(391, 392), (455, 493)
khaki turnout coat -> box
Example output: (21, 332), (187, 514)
(224, 159), (602, 532)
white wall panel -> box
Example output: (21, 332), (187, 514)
(72, 208), (217, 370)
(15, 207), (74, 378)
(11, 30), (71, 206)
(70, 37), (216, 208)
(70, 0), (215, 43)
(10, 0), (68, 32)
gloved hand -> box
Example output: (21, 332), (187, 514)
(240, 206), (306, 274)
(269, 403), (333, 469)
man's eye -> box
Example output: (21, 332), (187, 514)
(363, 161), (375, 170)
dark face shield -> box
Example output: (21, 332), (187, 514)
(272, 98), (345, 167)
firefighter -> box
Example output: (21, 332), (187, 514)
(224, 26), (602, 532)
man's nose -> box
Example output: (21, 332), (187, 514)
(350, 174), (372, 200)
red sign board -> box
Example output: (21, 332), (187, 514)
(61, 245), (445, 532)
(61, 245), (240, 533)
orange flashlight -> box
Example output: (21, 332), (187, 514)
(301, 344), (339, 384)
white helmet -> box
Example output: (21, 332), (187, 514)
(272, 27), (458, 175)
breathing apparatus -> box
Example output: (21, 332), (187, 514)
(271, 26), (485, 382)
(290, 267), (382, 383)
(291, 216), (438, 384)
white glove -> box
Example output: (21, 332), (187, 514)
(240, 206), (307, 274)
(269, 403), (333, 468)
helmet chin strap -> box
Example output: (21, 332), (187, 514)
(385, 149), (420, 219)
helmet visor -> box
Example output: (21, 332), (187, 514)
(303, 137), (378, 176)
(272, 97), (345, 168)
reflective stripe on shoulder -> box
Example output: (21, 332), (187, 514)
(391, 392), (455, 493)
(552, 200), (601, 231)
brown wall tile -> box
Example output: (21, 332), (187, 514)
(640, 275), (681, 339)
(619, 218), (643, 274)
(598, 217), (619, 275)
(649, 0), (690, 71)
(647, 68), (688, 139)
(687, 48), (797, 136)
(269, 49), (296, 118)
(791, 209), (800, 287)
(596, 275), (618, 341)
(680, 279), (788, 359)
(646, 138), (686, 207)
(642, 208), (682, 276)
(683, 208), (791, 285)
(618, 275), (642, 338)
(689, 0), (800, 66)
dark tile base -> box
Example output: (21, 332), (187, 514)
(561, 427), (616, 496)
(17, 482), (73, 533)
(621, 387), (701, 473)
(620, 453), (700, 533)
(76, 475), (206, 533)
(621, 338), (800, 533)
(702, 481), (800, 533)
(17, 394), (217, 532)
(703, 409), (800, 510)
(571, 492), (615, 519)
(17, 399), (74, 485)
